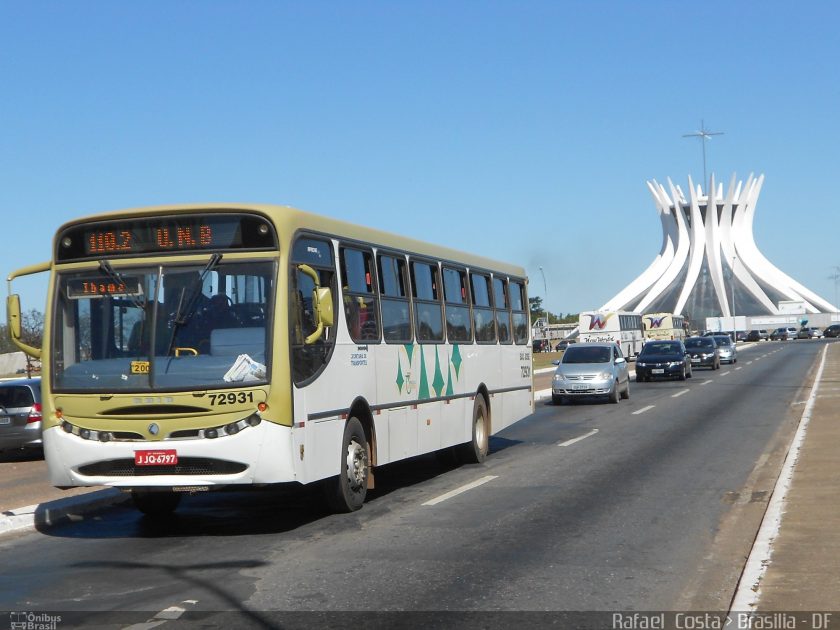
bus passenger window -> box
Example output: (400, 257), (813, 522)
(340, 247), (380, 343)
(493, 277), (511, 344)
(411, 260), (444, 343)
(471, 272), (496, 343)
(510, 280), (529, 345)
(378, 254), (412, 343)
(443, 267), (471, 342)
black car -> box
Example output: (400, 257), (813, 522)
(747, 329), (769, 342)
(635, 340), (692, 381)
(824, 324), (840, 338)
(684, 336), (720, 370)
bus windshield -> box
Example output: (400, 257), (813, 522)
(52, 260), (275, 392)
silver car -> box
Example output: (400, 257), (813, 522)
(712, 335), (737, 364)
(552, 342), (630, 405)
(0, 378), (42, 452)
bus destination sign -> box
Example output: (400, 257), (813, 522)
(57, 213), (276, 262)
(66, 276), (143, 299)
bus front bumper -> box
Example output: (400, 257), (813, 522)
(42, 420), (300, 489)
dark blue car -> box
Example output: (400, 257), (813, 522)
(635, 340), (692, 381)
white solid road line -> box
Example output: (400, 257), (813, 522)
(671, 389), (690, 398)
(701, 380), (713, 385)
(720, 371), (731, 376)
(422, 475), (499, 506)
(632, 405), (655, 415)
(558, 428), (599, 447)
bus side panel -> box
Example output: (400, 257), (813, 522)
(492, 343), (532, 434)
(294, 340), (380, 483)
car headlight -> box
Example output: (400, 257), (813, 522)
(553, 373), (566, 382)
(667, 361), (681, 367)
(637, 362), (647, 367)
(598, 370), (612, 380)
(702, 353), (713, 358)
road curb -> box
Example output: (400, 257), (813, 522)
(0, 488), (130, 537)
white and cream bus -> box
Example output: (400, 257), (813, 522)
(578, 310), (645, 357)
(642, 312), (687, 341)
(6, 204), (532, 515)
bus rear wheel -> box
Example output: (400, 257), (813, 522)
(324, 417), (369, 513)
(131, 489), (181, 516)
(458, 396), (489, 464)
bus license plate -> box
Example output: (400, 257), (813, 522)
(135, 449), (178, 466)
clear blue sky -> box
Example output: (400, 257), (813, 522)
(2, 1), (839, 321)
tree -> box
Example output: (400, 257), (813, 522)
(21, 309), (44, 349)
(529, 296), (546, 324)
(0, 309), (44, 354)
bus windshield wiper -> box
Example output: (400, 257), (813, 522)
(166, 253), (222, 355)
(99, 260), (146, 311)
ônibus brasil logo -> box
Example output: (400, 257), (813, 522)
(645, 315), (666, 329)
(587, 313), (613, 331)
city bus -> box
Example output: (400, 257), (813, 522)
(6, 204), (532, 515)
(641, 312), (687, 341)
(578, 310), (644, 357)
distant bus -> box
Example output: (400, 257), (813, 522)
(578, 311), (644, 357)
(6, 204), (533, 516)
(642, 312), (687, 341)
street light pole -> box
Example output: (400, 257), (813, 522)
(830, 266), (840, 312)
(538, 266), (549, 349)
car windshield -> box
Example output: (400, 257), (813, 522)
(685, 338), (713, 349)
(641, 342), (680, 356)
(713, 337), (732, 347)
(562, 345), (612, 364)
(52, 259), (275, 392)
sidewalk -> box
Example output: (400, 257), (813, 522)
(744, 341), (840, 610)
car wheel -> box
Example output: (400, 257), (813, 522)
(678, 366), (686, 381)
(621, 381), (630, 400)
(609, 381), (620, 404)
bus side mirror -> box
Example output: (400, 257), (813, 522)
(297, 264), (334, 345)
(6, 294), (41, 358)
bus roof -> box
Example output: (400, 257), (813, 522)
(55, 203), (527, 278)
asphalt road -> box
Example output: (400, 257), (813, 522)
(0, 340), (824, 626)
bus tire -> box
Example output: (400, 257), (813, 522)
(458, 396), (489, 464)
(131, 489), (181, 516)
(324, 417), (369, 513)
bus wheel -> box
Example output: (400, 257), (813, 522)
(458, 396), (489, 464)
(131, 489), (181, 516)
(325, 417), (369, 513)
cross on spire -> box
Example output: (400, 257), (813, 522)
(682, 119), (724, 185)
